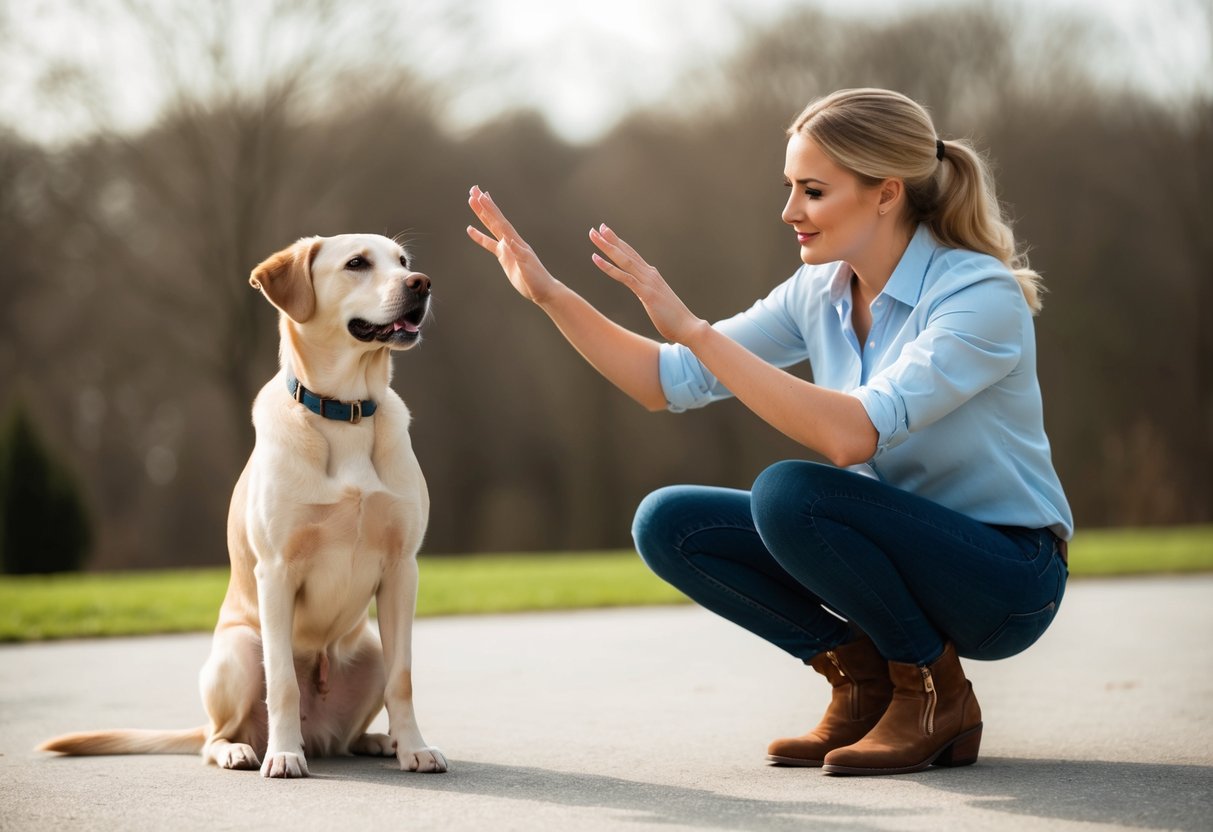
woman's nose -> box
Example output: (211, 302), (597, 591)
(781, 192), (802, 225)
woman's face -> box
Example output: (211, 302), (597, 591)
(782, 133), (885, 267)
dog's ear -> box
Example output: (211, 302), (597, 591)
(249, 237), (323, 323)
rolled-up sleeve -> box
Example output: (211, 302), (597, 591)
(659, 273), (810, 412)
(659, 341), (715, 412)
(853, 275), (1024, 457)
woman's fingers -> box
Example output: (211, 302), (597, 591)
(589, 226), (628, 266)
(465, 225), (499, 254)
(468, 186), (520, 241)
(591, 224), (647, 271)
(590, 226), (659, 293)
(467, 191), (501, 239)
(591, 252), (638, 288)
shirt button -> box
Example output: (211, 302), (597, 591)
(868, 341), (876, 349)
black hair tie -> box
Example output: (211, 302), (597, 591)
(936, 139), (945, 161)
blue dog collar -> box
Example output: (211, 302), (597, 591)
(286, 376), (377, 424)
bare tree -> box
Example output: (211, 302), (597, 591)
(2, 1), (1208, 566)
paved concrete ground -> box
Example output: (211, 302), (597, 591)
(2, 575), (1211, 832)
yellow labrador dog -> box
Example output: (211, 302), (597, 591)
(40, 234), (447, 778)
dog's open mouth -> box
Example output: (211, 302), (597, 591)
(348, 306), (426, 344)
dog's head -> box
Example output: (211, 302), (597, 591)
(249, 234), (431, 351)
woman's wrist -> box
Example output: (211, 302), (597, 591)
(534, 279), (574, 311)
(678, 318), (715, 350)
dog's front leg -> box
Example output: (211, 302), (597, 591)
(255, 560), (309, 778)
(377, 558), (447, 773)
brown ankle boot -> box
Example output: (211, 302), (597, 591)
(766, 636), (894, 767)
(822, 642), (982, 775)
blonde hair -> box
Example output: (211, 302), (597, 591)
(788, 88), (1043, 313)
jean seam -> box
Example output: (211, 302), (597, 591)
(804, 487), (1017, 555)
(795, 497), (935, 662)
(674, 523), (836, 649)
(793, 487), (1051, 661)
(806, 489), (1054, 577)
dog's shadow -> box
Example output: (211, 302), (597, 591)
(311, 756), (1212, 831)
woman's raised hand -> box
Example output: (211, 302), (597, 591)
(589, 224), (708, 346)
(466, 186), (561, 304)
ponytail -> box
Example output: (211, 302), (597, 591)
(933, 139), (1044, 314)
(790, 89), (1044, 314)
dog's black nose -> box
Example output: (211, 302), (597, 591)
(406, 273), (431, 295)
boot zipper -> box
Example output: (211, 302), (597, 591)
(828, 651), (861, 720)
(921, 666), (937, 735)
(827, 651), (846, 677)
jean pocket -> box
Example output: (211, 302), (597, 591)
(994, 527), (1055, 577)
(974, 602), (1057, 660)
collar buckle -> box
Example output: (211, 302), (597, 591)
(286, 375), (375, 424)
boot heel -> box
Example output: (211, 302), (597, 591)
(935, 724), (982, 767)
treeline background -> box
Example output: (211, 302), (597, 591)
(1, 1), (1209, 569)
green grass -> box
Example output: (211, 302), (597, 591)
(0, 551), (686, 643)
(1, 526), (1210, 643)
(1066, 524), (1213, 576)
(0, 569), (231, 642)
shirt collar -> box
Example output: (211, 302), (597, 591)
(882, 224), (938, 307)
(827, 261), (853, 307)
(826, 224), (939, 310)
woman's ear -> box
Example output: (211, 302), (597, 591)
(877, 178), (904, 216)
(249, 237), (323, 323)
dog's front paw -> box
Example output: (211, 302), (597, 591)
(261, 750), (309, 778)
(219, 743), (260, 770)
(399, 745), (448, 773)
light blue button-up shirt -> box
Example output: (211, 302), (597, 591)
(658, 225), (1073, 539)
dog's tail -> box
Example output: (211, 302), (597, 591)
(38, 726), (207, 756)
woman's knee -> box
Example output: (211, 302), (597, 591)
(751, 460), (833, 533)
(632, 484), (755, 581)
(631, 486), (691, 576)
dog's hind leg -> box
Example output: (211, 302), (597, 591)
(336, 624), (395, 757)
(200, 624), (268, 771)
(350, 732), (395, 756)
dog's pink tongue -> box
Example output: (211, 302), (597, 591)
(394, 320), (419, 333)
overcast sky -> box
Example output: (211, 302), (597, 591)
(455, 0), (1208, 139)
(1, 0), (1207, 144)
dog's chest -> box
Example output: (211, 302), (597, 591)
(290, 485), (423, 650)
(322, 422), (386, 486)
(307, 429), (425, 563)
(328, 444), (386, 494)
(315, 418), (423, 506)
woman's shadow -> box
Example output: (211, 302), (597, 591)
(924, 756), (1212, 830)
(313, 755), (1212, 831)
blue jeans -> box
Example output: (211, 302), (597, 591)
(632, 461), (1068, 665)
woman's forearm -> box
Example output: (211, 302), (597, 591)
(538, 283), (668, 412)
(683, 321), (878, 465)
(585, 223), (877, 458)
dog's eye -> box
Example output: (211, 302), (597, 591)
(346, 256), (369, 270)
(399, 254), (411, 270)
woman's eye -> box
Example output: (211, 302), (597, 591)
(346, 256), (368, 270)
(783, 182), (823, 199)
